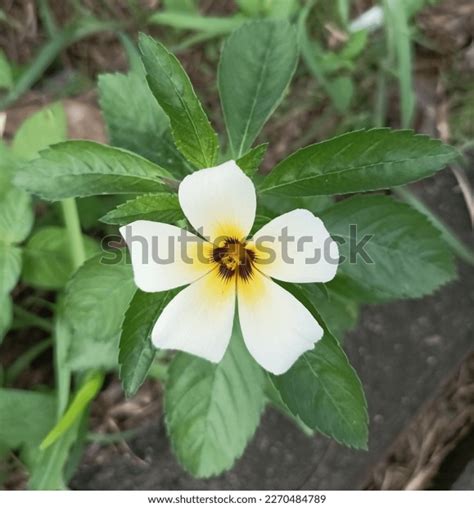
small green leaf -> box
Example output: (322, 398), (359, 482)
(12, 102), (67, 161)
(59, 254), (137, 371)
(218, 20), (298, 157)
(100, 193), (184, 226)
(166, 324), (265, 478)
(271, 283), (368, 449)
(321, 195), (456, 300)
(236, 143), (268, 176)
(98, 72), (191, 177)
(0, 186), (33, 244)
(119, 289), (179, 397)
(259, 129), (458, 196)
(139, 33), (219, 168)
(0, 242), (22, 294)
(22, 226), (100, 290)
(0, 389), (56, 449)
(15, 141), (172, 201)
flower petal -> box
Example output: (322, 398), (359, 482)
(178, 160), (256, 242)
(237, 271), (323, 374)
(152, 270), (236, 362)
(252, 209), (339, 283)
(120, 220), (212, 292)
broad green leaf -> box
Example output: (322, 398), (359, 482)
(15, 141), (172, 201)
(271, 283), (368, 449)
(321, 195), (456, 300)
(22, 226), (100, 290)
(0, 242), (22, 294)
(301, 283), (359, 339)
(166, 325), (265, 477)
(12, 102), (67, 161)
(119, 289), (178, 397)
(98, 72), (191, 177)
(257, 193), (333, 218)
(264, 376), (313, 436)
(0, 389), (56, 448)
(218, 20), (298, 157)
(259, 129), (458, 196)
(0, 186), (33, 244)
(272, 333), (368, 448)
(100, 193), (184, 226)
(60, 254), (136, 371)
(236, 143), (268, 176)
(139, 33), (219, 168)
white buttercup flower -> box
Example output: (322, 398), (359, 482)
(121, 161), (339, 374)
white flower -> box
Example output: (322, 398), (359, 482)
(120, 161), (339, 374)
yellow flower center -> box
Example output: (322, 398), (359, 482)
(212, 238), (256, 282)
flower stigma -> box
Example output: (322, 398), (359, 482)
(211, 237), (256, 282)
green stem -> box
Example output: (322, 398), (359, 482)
(60, 198), (86, 270)
(5, 337), (53, 385)
(12, 305), (53, 333)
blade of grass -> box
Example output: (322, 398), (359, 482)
(40, 370), (104, 450)
(5, 337), (53, 385)
(383, 0), (415, 128)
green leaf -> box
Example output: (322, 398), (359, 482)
(258, 193), (333, 219)
(166, 324), (265, 477)
(328, 76), (354, 113)
(15, 141), (172, 201)
(218, 20), (298, 157)
(100, 193), (184, 226)
(60, 254), (136, 371)
(12, 102), (67, 161)
(98, 72), (191, 177)
(0, 242), (22, 294)
(236, 143), (268, 176)
(259, 129), (458, 196)
(272, 333), (368, 449)
(139, 33), (219, 168)
(0, 186), (33, 244)
(22, 226), (100, 290)
(119, 289), (178, 397)
(40, 371), (103, 450)
(301, 283), (359, 339)
(321, 195), (456, 300)
(271, 283), (368, 449)
(0, 389), (56, 448)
